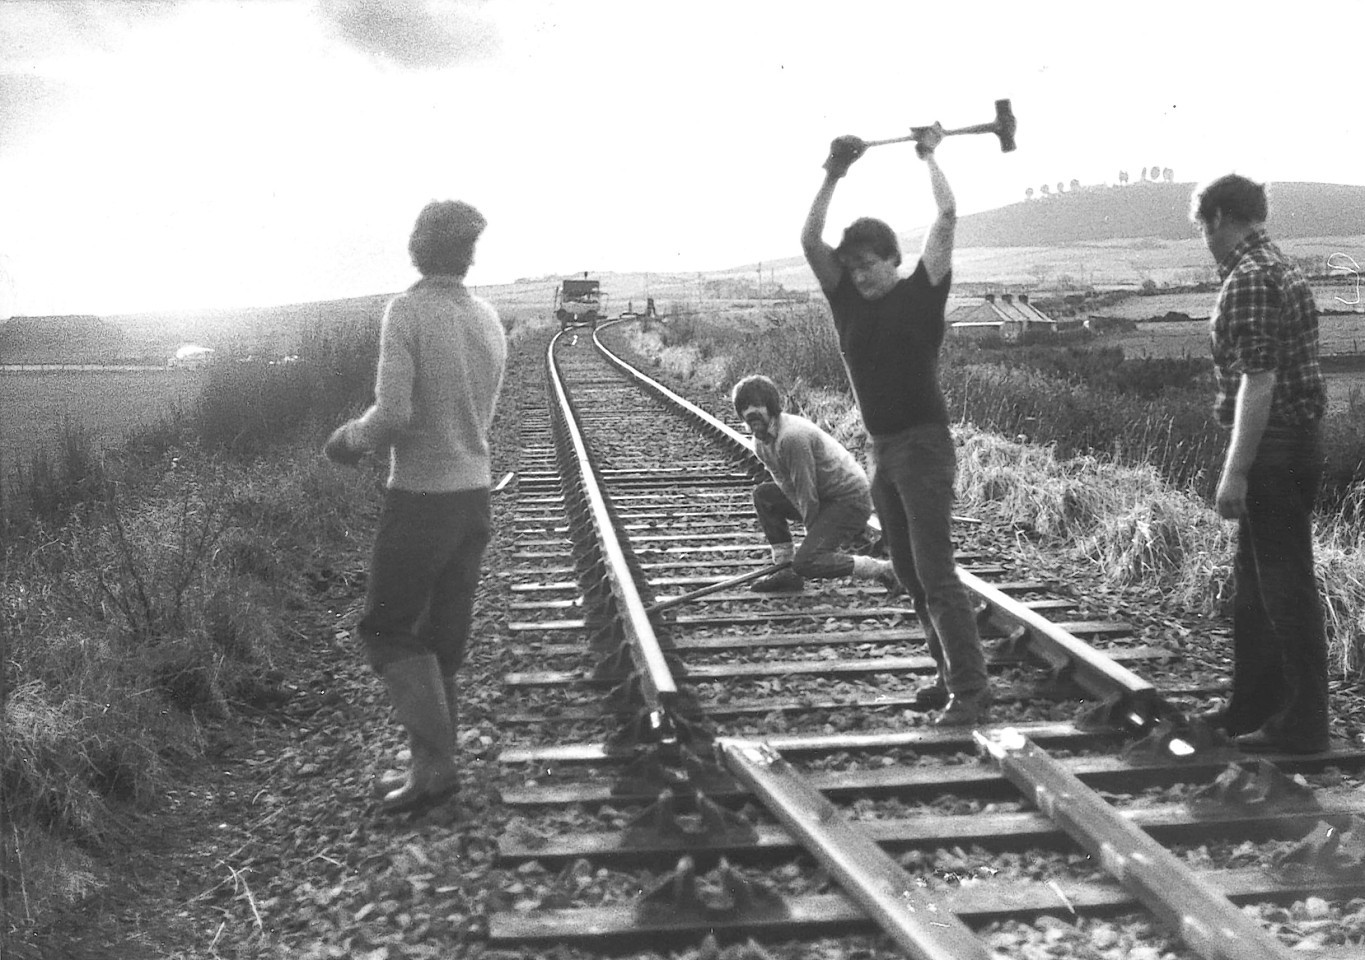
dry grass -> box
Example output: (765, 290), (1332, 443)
(1, 441), (374, 928)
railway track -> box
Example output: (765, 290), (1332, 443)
(481, 321), (1365, 959)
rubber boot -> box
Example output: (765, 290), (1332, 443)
(377, 655), (460, 813)
(391, 674), (459, 769)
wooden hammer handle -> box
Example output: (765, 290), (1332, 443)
(864, 123), (994, 148)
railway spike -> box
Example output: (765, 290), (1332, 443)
(680, 744), (739, 793)
(1192, 757), (1317, 807)
(1270, 819), (1356, 873)
(623, 788), (687, 842)
(612, 749), (686, 796)
(695, 789), (759, 844)
(591, 639), (634, 680)
(589, 621), (625, 653)
(637, 855), (789, 921)
(640, 855), (703, 913)
(1122, 716), (1232, 760)
(997, 624), (1031, 657)
(669, 710), (718, 750)
(711, 857), (788, 918)
(1075, 692), (1128, 731)
(606, 706), (676, 751)
(605, 672), (645, 712)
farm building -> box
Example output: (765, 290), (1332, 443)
(168, 344), (215, 369)
(947, 293), (1058, 342)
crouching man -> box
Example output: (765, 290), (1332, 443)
(732, 375), (898, 594)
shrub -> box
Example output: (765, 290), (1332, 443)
(6, 419), (107, 530)
(195, 313), (379, 456)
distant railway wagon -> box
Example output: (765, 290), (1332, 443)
(555, 277), (602, 330)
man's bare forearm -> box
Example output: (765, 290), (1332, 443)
(802, 174), (839, 253)
(924, 153), (956, 219)
(1225, 372), (1274, 476)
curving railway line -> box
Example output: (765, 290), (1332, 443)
(480, 321), (1365, 959)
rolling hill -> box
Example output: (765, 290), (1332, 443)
(953, 181), (1365, 247)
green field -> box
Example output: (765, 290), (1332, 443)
(0, 369), (202, 482)
(1109, 313), (1365, 359)
(1098, 284), (1364, 323)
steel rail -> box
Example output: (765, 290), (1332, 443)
(544, 333), (678, 712)
(716, 737), (1001, 960)
(494, 335), (1365, 955)
(592, 319), (759, 463)
(976, 729), (1298, 960)
(956, 566), (1166, 732)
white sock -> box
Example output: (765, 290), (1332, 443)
(852, 555), (893, 580)
(771, 542), (795, 565)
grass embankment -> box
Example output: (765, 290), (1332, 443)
(0, 307), (415, 942)
(621, 302), (1365, 673)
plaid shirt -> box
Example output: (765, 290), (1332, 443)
(1210, 229), (1325, 429)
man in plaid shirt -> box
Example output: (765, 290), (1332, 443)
(1192, 173), (1330, 754)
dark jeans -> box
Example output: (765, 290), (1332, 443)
(359, 487), (492, 676)
(752, 481), (870, 579)
(869, 424), (988, 696)
(1223, 427), (1330, 743)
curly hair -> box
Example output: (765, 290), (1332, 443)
(835, 217), (901, 267)
(409, 200), (486, 277)
(1191, 174), (1269, 226)
(731, 374), (782, 418)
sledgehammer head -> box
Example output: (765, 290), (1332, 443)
(994, 99), (1017, 152)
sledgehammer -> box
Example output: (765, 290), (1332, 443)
(863, 98), (1017, 153)
(645, 562), (791, 615)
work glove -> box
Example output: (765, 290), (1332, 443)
(324, 424), (364, 467)
(823, 135), (866, 178)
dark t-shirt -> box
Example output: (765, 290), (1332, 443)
(826, 261), (952, 437)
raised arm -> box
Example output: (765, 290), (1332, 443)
(916, 124), (957, 287)
(802, 135), (865, 292)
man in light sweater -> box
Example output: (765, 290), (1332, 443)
(732, 375), (898, 594)
(325, 199), (507, 814)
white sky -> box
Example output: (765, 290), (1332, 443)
(2, 0), (1362, 318)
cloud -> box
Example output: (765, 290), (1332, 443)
(5, 0), (188, 56)
(318, 0), (498, 69)
(0, 72), (72, 142)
